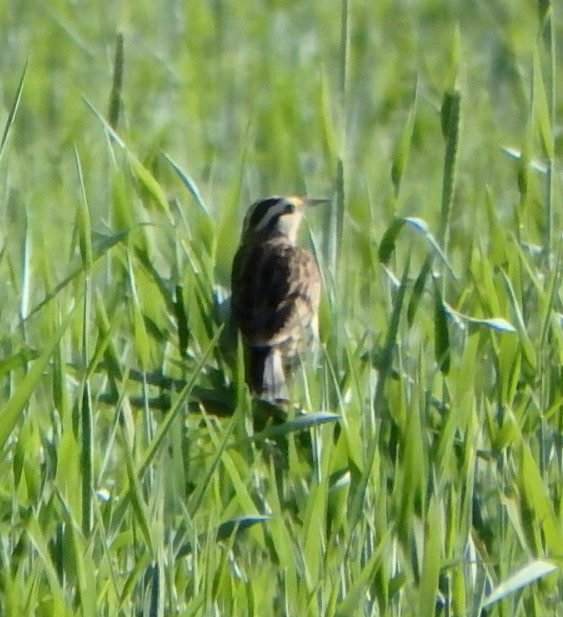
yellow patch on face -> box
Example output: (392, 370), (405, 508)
(287, 196), (305, 209)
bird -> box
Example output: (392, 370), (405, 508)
(231, 195), (329, 401)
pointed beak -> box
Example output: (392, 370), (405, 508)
(302, 197), (332, 208)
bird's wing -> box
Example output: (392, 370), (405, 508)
(231, 240), (320, 347)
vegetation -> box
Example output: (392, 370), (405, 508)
(1, 1), (562, 615)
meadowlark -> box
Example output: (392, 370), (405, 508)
(231, 195), (329, 401)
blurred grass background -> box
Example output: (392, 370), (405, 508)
(1, 1), (563, 615)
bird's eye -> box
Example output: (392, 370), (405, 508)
(284, 202), (295, 214)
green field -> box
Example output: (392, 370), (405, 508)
(1, 1), (562, 615)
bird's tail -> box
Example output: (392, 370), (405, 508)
(247, 346), (287, 401)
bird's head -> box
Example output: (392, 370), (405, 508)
(241, 195), (329, 243)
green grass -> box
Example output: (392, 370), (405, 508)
(1, 1), (563, 615)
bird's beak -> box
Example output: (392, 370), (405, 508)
(302, 197), (332, 208)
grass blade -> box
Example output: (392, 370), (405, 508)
(379, 217), (455, 278)
(419, 497), (442, 617)
(433, 281), (450, 374)
(482, 560), (557, 608)
(108, 32), (124, 130)
(0, 312), (73, 452)
(391, 81), (418, 199)
(0, 60), (28, 161)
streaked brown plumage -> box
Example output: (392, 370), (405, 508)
(231, 195), (327, 400)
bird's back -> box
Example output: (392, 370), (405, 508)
(231, 235), (320, 358)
